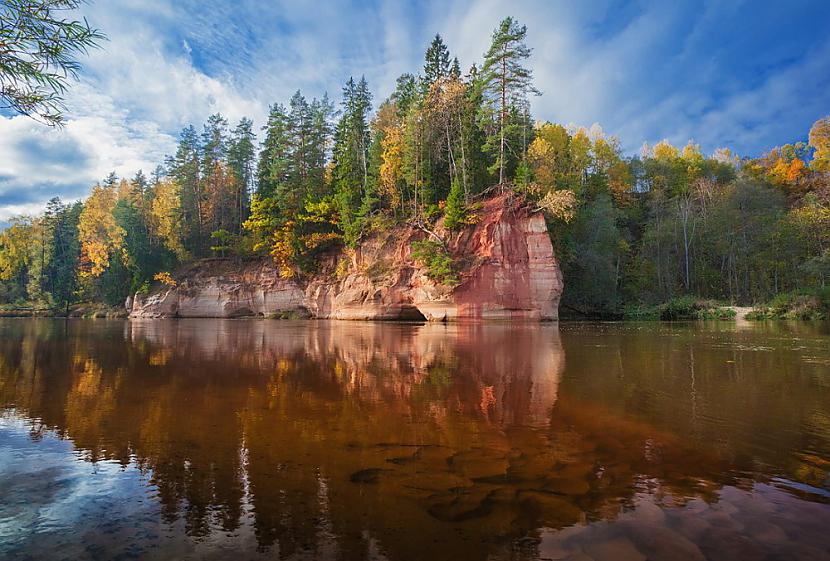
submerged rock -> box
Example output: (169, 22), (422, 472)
(129, 194), (563, 321)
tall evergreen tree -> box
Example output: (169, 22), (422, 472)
(130, 169), (149, 204)
(42, 197), (81, 312)
(307, 93), (335, 199)
(167, 125), (203, 252)
(391, 73), (419, 119)
(201, 113), (229, 171)
(228, 117), (256, 232)
(480, 17), (539, 184)
(423, 34), (451, 86)
(257, 104), (291, 198)
(332, 76), (372, 245)
(450, 57), (461, 79)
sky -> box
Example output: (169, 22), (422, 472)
(1, 0), (830, 225)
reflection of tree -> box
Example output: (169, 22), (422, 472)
(1, 319), (827, 559)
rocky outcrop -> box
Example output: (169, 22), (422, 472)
(130, 260), (306, 319)
(130, 194), (563, 321)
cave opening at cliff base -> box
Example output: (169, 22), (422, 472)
(398, 305), (427, 321)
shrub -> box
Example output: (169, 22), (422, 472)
(411, 239), (458, 285)
(444, 178), (467, 231)
(622, 304), (659, 321)
(658, 296), (701, 320)
(745, 289), (829, 320)
(335, 259), (350, 279)
(423, 204), (442, 222)
(153, 271), (177, 287)
(697, 306), (737, 320)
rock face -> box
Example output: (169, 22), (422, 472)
(130, 195), (563, 321)
(130, 260), (306, 319)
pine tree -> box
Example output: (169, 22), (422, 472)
(307, 93), (334, 200)
(103, 171), (118, 188)
(201, 113), (229, 171)
(227, 118), (256, 233)
(463, 63), (490, 194)
(480, 17), (539, 184)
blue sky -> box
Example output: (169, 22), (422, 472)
(1, 0), (829, 224)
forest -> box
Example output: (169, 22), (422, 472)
(1, 17), (829, 319)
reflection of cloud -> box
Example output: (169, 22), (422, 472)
(4, 320), (830, 559)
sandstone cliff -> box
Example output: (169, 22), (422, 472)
(129, 194), (563, 321)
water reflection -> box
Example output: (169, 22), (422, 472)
(0, 319), (829, 560)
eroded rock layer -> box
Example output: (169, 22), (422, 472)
(130, 195), (563, 321)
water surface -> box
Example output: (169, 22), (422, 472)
(1, 319), (829, 560)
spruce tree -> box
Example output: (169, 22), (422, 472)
(444, 178), (466, 230)
(257, 104), (291, 198)
(332, 77), (372, 245)
(450, 57), (461, 80)
(423, 34), (451, 86)
(168, 125), (203, 252)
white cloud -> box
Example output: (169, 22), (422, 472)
(1, 0), (828, 223)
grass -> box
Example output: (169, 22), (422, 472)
(746, 288), (830, 320)
(622, 297), (737, 321)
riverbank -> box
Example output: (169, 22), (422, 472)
(561, 291), (830, 322)
(4, 289), (828, 322)
(0, 303), (128, 319)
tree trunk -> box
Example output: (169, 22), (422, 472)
(500, 53), (507, 185)
(458, 114), (468, 201)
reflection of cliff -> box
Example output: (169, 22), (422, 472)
(1, 320), (824, 560)
(127, 320), (563, 427)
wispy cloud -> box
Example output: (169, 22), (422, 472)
(1, 0), (828, 222)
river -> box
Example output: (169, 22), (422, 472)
(0, 319), (828, 560)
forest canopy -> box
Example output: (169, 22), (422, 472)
(1, 17), (829, 316)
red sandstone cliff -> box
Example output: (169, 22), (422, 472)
(129, 194), (563, 321)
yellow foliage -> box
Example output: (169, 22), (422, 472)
(116, 178), (131, 201)
(608, 161), (634, 204)
(301, 232), (341, 251)
(527, 136), (555, 188)
(681, 141), (704, 179)
(570, 128), (592, 179)
(768, 157), (805, 186)
(681, 141), (702, 160)
(534, 188), (577, 223)
(0, 219), (34, 281)
(789, 195), (830, 253)
(379, 125), (404, 209)
(809, 115), (830, 171)
(78, 185), (125, 277)
(270, 221), (296, 279)
(592, 136), (622, 175)
(652, 139), (679, 160)
(335, 258), (350, 279)
(153, 271), (176, 287)
(150, 179), (188, 260)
